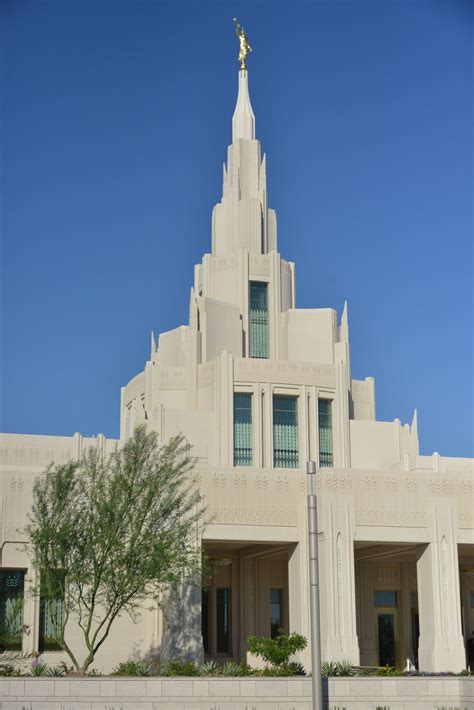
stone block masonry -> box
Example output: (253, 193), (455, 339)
(0, 677), (473, 709)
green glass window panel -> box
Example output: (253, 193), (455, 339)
(471, 592), (474, 609)
(374, 590), (397, 607)
(249, 282), (268, 358)
(234, 393), (252, 466)
(318, 399), (333, 467)
(273, 395), (298, 468)
(39, 572), (65, 652)
(0, 570), (25, 651)
(270, 588), (283, 639)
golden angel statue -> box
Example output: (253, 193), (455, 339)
(233, 18), (252, 70)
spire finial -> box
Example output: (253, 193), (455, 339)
(233, 18), (252, 71)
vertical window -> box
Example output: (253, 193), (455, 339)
(273, 395), (298, 468)
(249, 281), (268, 358)
(216, 587), (231, 653)
(39, 572), (65, 653)
(0, 570), (25, 651)
(270, 588), (283, 639)
(318, 399), (333, 467)
(234, 393), (252, 466)
(201, 587), (209, 654)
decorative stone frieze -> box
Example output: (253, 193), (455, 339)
(157, 367), (187, 390)
(206, 506), (297, 526)
(234, 358), (335, 387)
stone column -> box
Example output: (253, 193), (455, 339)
(417, 507), (465, 671)
(400, 562), (415, 666)
(319, 497), (360, 664)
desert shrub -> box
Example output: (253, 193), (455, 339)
(164, 658), (199, 676)
(112, 660), (152, 676)
(247, 631), (307, 670)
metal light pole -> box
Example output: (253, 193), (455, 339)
(306, 460), (323, 710)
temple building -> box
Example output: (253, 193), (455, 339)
(1, 62), (473, 674)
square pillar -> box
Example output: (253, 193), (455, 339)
(319, 498), (359, 664)
(417, 539), (465, 672)
(356, 560), (377, 665)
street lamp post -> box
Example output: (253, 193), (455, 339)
(307, 460), (323, 710)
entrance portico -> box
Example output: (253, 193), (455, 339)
(355, 539), (471, 672)
(202, 541), (291, 662)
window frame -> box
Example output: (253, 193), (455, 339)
(249, 280), (269, 359)
(272, 392), (299, 469)
(318, 397), (334, 468)
(233, 391), (253, 467)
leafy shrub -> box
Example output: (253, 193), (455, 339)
(376, 665), (401, 676)
(112, 660), (152, 676)
(247, 631), (307, 669)
(200, 659), (221, 676)
(164, 658), (199, 676)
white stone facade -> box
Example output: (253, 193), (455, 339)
(1, 70), (473, 674)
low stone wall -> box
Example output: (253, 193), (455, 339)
(0, 676), (473, 710)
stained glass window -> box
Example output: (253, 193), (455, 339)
(273, 395), (298, 468)
(249, 282), (268, 358)
(234, 393), (252, 466)
(318, 399), (333, 467)
(0, 570), (25, 651)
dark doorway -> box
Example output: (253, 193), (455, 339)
(378, 613), (396, 667)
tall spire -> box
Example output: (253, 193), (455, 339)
(232, 70), (255, 141)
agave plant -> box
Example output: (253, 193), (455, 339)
(29, 663), (50, 676)
(334, 659), (354, 676)
(222, 661), (242, 676)
(321, 660), (337, 677)
(285, 661), (306, 676)
(46, 663), (70, 677)
(0, 651), (30, 677)
(222, 660), (254, 677)
(200, 659), (221, 676)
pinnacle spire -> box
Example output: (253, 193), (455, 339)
(232, 70), (255, 141)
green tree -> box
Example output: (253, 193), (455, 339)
(247, 630), (307, 672)
(26, 425), (203, 673)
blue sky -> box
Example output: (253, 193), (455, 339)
(1, 0), (472, 456)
